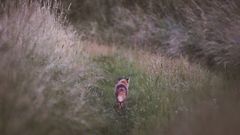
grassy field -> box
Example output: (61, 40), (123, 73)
(83, 43), (240, 135)
(0, 1), (240, 135)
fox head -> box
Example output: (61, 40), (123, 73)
(116, 77), (130, 88)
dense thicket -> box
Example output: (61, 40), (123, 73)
(66, 0), (240, 73)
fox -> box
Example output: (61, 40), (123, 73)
(115, 77), (130, 109)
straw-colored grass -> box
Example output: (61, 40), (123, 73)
(0, 1), (98, 135)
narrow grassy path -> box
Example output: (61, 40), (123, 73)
(84, 49), (201, 134)
(82, 43), (240, 135)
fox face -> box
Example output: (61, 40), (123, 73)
(115, 77), (130, 109)
(116, 77), (130, 88)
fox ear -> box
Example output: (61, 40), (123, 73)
(126, 77), (130, 83)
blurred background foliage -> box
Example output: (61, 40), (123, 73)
(65, 0), (240, 73)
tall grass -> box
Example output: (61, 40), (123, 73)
(83, 43), (240, 135)
(68, 0), (240, 72)
(1, 1), (240, 135)
(0, 1), (97, 134)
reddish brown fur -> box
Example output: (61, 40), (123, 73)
(115, 78), (130, 110)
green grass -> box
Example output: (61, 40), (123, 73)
(84, 48), (240, 135)
(83, 52), (228, 135)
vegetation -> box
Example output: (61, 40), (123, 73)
(0, 0), (240, 135)
(84, 44), (240, 135)
(68, 0), (240, 71)
(0, 1), (97, 134)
